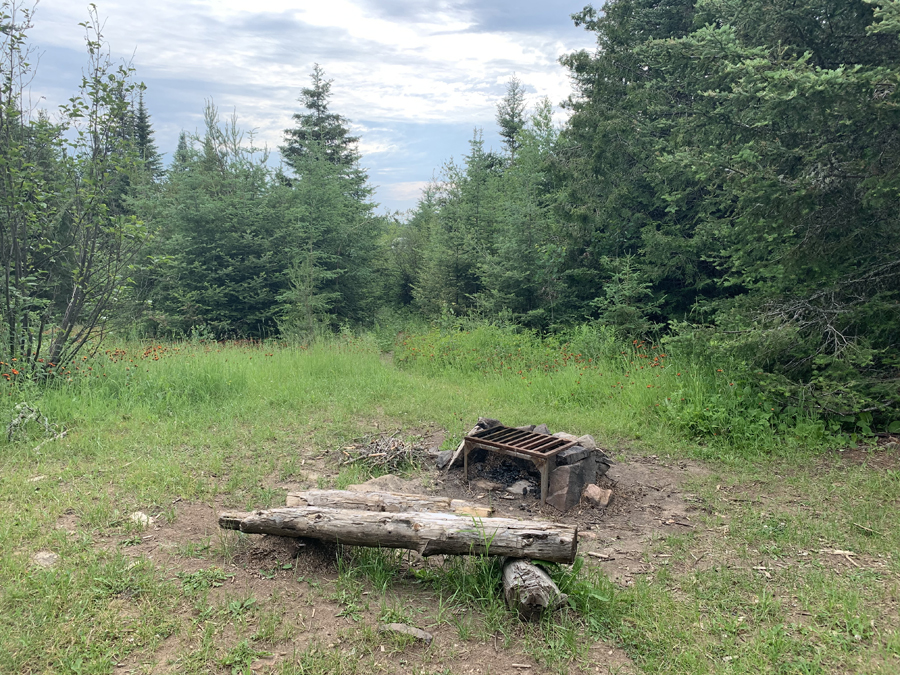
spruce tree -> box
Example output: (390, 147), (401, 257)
(279, 65), (379, 330)
(134, 90), (163, 179)
(496, 75), (527, 157)
(282, 64), (360, 170)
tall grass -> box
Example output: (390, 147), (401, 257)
(393, 323), (841, 456)
(0, 323), (843, 469)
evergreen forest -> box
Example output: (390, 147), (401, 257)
(2, 0), (899, 435)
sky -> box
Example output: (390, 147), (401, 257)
(25, 0), (598, 212)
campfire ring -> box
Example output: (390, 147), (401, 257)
(463, 426), (578, 505)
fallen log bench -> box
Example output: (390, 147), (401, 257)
(219, 506), (578, 564)
(502, 558), (569, 620)
(285, 489), (493, 518)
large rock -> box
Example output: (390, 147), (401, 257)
(435, 450), (454, 470)
(583, 484), (613, 507)
(477, 417), (502, 430)
(378, 623), (434, 646)
(552, 432), (579, 442)
(556, 445), (590, 466)
(595, 449), (613, 477)
(546, 456), (596, 512)
(33, 551), (59, 568)
(576, 434), (597, 450)
(533, 424), (551, 435)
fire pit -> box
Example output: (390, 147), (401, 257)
(463, 426), (578, 505)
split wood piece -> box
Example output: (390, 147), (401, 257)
(219, 506), (578, 564)
(285, 490), (493, 518)
(445, 424), (482, 472)
(445, 418), (503, 471)
(502, 558), (568, 621)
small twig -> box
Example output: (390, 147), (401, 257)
(32, 429), (67, 453)
(587, 551), (614, 560)
(852, 522), (882, 537)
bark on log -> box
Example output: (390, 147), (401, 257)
(502, 558), (569, 620)
(219, 506), (577, 564)
(285, 490), (493, 518)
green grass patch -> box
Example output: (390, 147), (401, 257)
(0, 331), (895, 673)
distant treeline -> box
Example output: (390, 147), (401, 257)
(1, 0), (898, 426)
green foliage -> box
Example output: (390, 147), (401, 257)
(220, 639), (269, 675)
(496, 75), (527, 156)
(278, 65), (381, 336)
(553, 0), (900, 426)
(139, 103), (289, 338)
(281, 63), (360, 170)
(0, 3), (150, 371)
(177, 567), (233, 593)
(413, 130), (503, 315)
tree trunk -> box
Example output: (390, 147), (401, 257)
(219, 506), (578, 564)
(285, 490), (493, 518)
(502, 558), (568, 620)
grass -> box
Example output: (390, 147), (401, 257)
(0, 327), (896, 673)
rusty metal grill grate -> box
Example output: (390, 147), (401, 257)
(463, 426), (578, 504)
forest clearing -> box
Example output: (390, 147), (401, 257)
(2, 0), (899, 673)
(1, 335), (898, 674)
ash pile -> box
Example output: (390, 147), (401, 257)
(437, 417), (613, 512)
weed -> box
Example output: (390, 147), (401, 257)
(220, 639), (270, 675)
(226, 596), (257, 618)
(177, 567), (233, 593)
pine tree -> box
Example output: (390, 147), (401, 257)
(414, 130), (502, 315)
(171, 131), (191, 173)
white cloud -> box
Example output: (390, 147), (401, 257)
(26, 0), (596, 209)
(380, 180), (430, 203)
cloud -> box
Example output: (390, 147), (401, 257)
(26, 0), (596, 210)
(380, 180), (431, 203)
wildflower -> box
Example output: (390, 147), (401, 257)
(11, 369), (18, 375)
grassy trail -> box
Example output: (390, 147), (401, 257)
(0, 336), (897, 674)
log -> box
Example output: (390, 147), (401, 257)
(502, 558), (569, 620)
(219, 506), (578, 564)
(285, 489), (493, 518)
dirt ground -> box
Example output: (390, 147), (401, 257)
(76, 434), (718, 675)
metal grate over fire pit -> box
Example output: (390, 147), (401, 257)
(463, 426), (578, 505)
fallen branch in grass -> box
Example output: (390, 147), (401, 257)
(339, 434), (424, 472)
(7, 402), (64, 444)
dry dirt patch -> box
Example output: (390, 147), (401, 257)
(94, 450), (708, 674)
